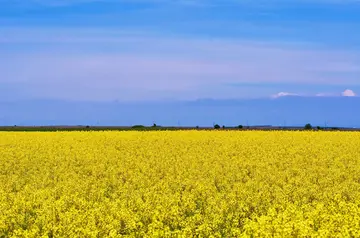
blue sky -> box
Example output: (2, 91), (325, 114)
(1, 0), (360, 101)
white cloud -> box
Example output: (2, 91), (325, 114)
(315, 92), (338, 97)
(342, 89), (356, 97)
(271, 92), (300, 98)
(271, 90), (358, 98)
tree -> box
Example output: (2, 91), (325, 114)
(238, 125), (243, 129)
(214, 124), (220, 129)
(222, 125), (226, 129)
(132, 125), (145, 129)
(304, 123), (312, 130)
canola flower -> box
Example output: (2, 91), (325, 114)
(1, 131), (360, 237)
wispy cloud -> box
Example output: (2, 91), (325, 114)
(272, 89), (358, 98)
(1, 27), (359, 101)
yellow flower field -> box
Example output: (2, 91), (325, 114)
(1, 131), (360, 237)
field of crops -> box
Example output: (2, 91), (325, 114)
(1, 131), (360, 237)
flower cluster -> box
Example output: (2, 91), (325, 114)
(0, 131), (360, 237)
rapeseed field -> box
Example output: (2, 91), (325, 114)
(1, 131), (360, 237)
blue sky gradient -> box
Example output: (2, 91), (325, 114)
(0, 0), (359, 126)
(1, 0), (360, 101)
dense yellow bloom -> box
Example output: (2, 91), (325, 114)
(1, 131), (360, 237)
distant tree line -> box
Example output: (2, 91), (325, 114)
(0, 123), (344, 132)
